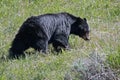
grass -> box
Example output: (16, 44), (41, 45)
(107, 46), (120, 69)
(0, 0), (120, 80)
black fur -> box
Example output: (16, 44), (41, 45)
(9, 12), (90, 58)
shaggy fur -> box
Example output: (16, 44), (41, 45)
(9, 12), (90, 58)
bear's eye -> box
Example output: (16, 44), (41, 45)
(79, 25), (84, 30)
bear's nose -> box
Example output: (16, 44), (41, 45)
(86, 35), (90, 40)
(83, 33), (90, 41)
(84, 37), (90, 41)
(85, 37), (90, 41)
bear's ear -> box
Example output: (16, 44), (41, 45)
(83, 18), (87, 22)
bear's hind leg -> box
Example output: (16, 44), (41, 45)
(9, 39), (29, 59)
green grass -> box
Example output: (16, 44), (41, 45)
(107, 46), (120, 69)
(0, 0), (120, 80)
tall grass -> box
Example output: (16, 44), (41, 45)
(0, 0), (120, 80)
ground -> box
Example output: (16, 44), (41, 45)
(0, 0), (120, 80)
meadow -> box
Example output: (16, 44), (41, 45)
(0, 0), (120, 80)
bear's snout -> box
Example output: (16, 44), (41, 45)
(82, 33), (90, 41)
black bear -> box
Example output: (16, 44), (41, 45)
(9, 12), (90, 58)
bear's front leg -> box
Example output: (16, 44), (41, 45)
(52, 35), (70, 52)
(32, 39), (48, 53)
(53, 41), (70, 52)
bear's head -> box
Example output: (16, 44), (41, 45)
(71, 17), (90, 41)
